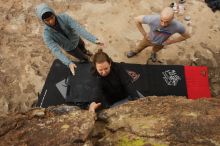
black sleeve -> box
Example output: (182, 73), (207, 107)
(117, 64), (139, 100)
(92, 78), (111, 109)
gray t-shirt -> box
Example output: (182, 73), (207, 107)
(143, 15), (185, 45)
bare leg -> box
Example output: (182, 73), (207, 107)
(150, 45), (164, 62)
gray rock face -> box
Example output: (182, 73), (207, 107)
(95, 96), (220, 146)
(1, 97), (220, 146)
(0, 105), (96, 146)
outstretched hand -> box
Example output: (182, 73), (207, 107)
(69, 62), (77, 76)
(95, 39), (105, 48)
(89, 102), (102, 112)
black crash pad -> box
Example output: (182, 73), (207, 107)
(37, 60), (187, 108)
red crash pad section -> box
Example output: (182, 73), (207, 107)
(184, 66), (211, 99)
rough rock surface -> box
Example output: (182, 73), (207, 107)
(0, 0), (220, 145)
(0, 105), (96, 146)
(95, 96), (220, 146)
(0, 97), (220, 146)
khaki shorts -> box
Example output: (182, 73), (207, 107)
(133, 38), (164, 53)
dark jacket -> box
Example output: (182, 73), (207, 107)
(94, 62), (138, 105)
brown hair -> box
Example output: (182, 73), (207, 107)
(92, 49), (112, 72)
(92, 49), (112, 64)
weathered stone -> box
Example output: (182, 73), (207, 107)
(0, 97), (220, 145)
(96, 96), (220, 146)
(0, 105), (96, 146)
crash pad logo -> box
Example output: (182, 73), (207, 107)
(162, 70), (181, 86)
(127, 70), (140, 83)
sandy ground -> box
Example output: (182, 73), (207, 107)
(0, 0), (220, 114)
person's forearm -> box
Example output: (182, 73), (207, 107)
(135, 21), (147, 37)
(165, 35), (189, 45)
(66, 14), (97, 43)
(171, 36), (187, 43)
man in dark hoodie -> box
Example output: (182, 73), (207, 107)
(89, 49), (139, 111)
(36, 3), (104, 75)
